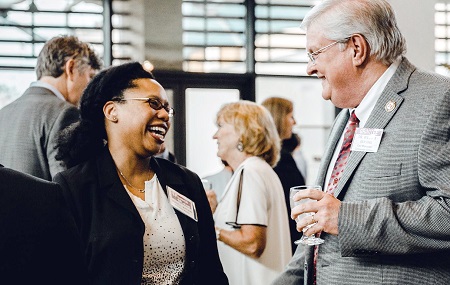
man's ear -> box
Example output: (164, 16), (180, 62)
(350, 34), (369, 66)
(64, 58), (76, 81)
(103, 101), (118, 122)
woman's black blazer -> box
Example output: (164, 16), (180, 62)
(53, 147), (228, 285)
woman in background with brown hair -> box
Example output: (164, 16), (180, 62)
(261, 97), (306, 255)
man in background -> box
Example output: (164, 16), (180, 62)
(202, 159), (233, 199)
(274, 0), (450, 284)
(203, 160), (233, 213)
(0, 35), (101, 180)
(0, 164), (88, 285)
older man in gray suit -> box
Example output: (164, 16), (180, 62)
(273, 0), (450, 284)
(0, 35), (101, 180)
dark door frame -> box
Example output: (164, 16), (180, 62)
(153, 70), (255, 166)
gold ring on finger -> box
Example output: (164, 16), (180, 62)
(311, 214), (316, 224)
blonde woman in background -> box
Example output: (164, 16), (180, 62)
(213, 101), (291, 285)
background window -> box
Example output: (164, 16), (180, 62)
(185, 88), (240, 177)
(0, 0), (137, 108)
(435, 2), (450, 75)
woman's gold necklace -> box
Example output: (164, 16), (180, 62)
(118, 169), (147, 193)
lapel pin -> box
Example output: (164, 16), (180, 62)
(384, 100), (396, 112)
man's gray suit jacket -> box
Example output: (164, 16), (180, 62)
(0, 86), (78, 180)
(273, 57), (450, 285)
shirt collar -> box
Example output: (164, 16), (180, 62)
(352, 57), (401, 127)
(30, 81), (66, 101)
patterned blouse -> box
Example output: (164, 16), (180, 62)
(124, 175), (186, 284)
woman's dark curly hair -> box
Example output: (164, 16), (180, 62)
(56, 62), (155, 167)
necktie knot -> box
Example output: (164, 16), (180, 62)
(349, 111), (359, 124)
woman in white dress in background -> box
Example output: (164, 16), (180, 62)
(212, 101), (291, 285)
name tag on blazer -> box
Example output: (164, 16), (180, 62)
(168, 186), (198, 222)
(351, 128), (383, 152)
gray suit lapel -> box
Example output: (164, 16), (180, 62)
(333, 91), (404, 198)
(315, 110), (350, 188)
(332, 58), (414, 198)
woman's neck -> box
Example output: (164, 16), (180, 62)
(227, 152), (251, 171)
(109, 145), (154, 195)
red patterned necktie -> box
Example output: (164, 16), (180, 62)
(326, 111), (359, 195)
(312, 111), (359, 284)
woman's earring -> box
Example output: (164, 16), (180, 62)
(112, 117), (117, 122)
(237, 141), (244, 152)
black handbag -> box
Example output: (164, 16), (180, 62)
(225, 169), (244, 229)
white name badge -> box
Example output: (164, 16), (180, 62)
(351, 128), (383, 153)
(168, 187), (198, 222)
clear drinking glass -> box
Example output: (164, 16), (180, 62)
(289, 185), (325, 245)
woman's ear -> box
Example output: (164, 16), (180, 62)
(350, 34), (369, 66)
(103, 101), (118, 122)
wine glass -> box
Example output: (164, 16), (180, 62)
(289, 185), (325, 245)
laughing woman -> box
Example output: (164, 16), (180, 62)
(54, 62), (228, 285)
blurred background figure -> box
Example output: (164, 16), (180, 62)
(0, 35), (101, 181)
(202, 159), (233, 200)
(54, 62), (227, 285)
(203, 159), (233, 213)
(282, 133), (308, 183)
(0, 164), (88, 285)
(213, 100), (291, 285)
(261, 97), (306, 255)
(154, 142), (177, 163)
